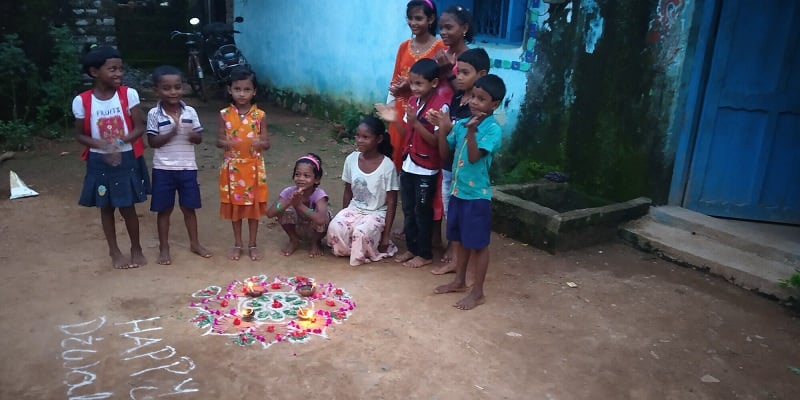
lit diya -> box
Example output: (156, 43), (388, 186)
(245, 281), (264, 297)
(297, 307), (315, 322)
(241, 307), (254, 322)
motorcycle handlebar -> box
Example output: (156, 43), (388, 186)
(170, 30), (199, 40)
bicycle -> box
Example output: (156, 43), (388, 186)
(170, 30), (207, 102)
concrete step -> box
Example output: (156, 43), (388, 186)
(621, 207), (799, 300)
(647, 206), (800, 268)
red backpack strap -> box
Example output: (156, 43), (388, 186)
(79, 89), (94, 160)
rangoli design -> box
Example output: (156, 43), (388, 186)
(189, 275), (355, 349)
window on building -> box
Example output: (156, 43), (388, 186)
(437, 0), (528, 45)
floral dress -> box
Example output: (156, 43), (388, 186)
(218, 104), (268, 221)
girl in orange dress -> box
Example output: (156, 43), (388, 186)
(217, 67), (270, 261)
(384, 0), (448, 172)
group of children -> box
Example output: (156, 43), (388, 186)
(73, 2), (505, 309)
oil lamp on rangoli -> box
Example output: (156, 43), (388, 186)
(245, 281), (264, 297)
(296, 307), (315, 322)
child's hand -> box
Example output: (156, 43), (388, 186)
(374, 103), (397, 122)
(377, 240), (389, 253)
(218, 137), (234, 150)
(405, 103), (418, 125)
(288, 188), (305, 208)
(251, 137), (266, 150)
(389, 76), (408, 96)
(102, 139), (122, 166)
(427, 109), (450, 126)
(434, 49), (456, 71)
(465, 112), (488, 130)
(188, 130), (202, 144)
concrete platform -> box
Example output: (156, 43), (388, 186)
(620, 206), (800, 300)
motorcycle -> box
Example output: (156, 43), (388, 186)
(193, 16), (249, 87)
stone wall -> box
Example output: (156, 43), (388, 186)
(69, 0), (117, 48)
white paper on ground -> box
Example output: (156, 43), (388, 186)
(9, 170), (39, 199)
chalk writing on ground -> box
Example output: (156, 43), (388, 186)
(59, 315), (199, 399)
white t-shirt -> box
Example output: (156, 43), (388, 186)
(146, 102), (202, 170)
(71, 88), (140, 154)
(342, 152), (399, 214)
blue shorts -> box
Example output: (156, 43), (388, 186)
(446, 197), (492, 249)
(150, 169), (202, 212)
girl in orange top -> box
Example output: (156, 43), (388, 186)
(217, 66), (270, 261)
(385, 0), (448, 172)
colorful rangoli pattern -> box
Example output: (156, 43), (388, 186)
(189, 275), (355, 349)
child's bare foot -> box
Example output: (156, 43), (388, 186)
(439, 244), (453, 263)
(130, 248), (147, 268)
(111, 250), (131, 269)
(394, 251), (414, 263)
(403, 256), (432, 268)
(430, 262), (456, 275)
(454, 290), (486, 310)
(281, 239), (299, 256)
(228, 246), (242, 261)
(248, 246), (263, 261)
(433, 281), (468, 294)
(157, 246), (171, 265)
(191, 244), (212, 258)
(309, 241), (324, 258)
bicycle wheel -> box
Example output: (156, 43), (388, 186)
(187, 55), (207, 102)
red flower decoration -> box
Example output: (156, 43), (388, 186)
(233, 318), (241, 326)
(271, 300), (282, 308)
(267, 325), (275, 333)
(296, 275), (307, 282)
(325, 299), (336, 307)
(334, 288), (344, 296)
(220, 299), (229, 307)
(270, 282), (282, 289)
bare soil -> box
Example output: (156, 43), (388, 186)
(0, 96), (798, 399)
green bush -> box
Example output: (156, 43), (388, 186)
(0, 27), (79, 150)
(0, 120), (35, 150)
(0, 34), (38, 123)
(36, 25), (80, 131)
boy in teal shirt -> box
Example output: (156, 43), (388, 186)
(430, 74), (506, 310)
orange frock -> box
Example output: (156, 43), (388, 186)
(218, 104), (269, 221)
(388, 38), (448, 171)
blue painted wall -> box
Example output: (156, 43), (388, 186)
(232, 0), (540, 137)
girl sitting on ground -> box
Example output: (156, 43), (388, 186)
(266, 153), (331, 257)
(327, 117), (400, 266)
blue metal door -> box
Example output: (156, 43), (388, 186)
(685, 0), (800, 224)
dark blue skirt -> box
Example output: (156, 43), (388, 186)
(79, 150), (150, 208)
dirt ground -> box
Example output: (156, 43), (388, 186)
(1, 94), (799, 400)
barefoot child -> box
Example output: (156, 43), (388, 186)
(428, 47), (490, 275)
(217, 66), (270, 261)
(432, 74), (506, 310)
(377, 58), (450, 269)
(146, 65), (212, 265)
(266, 153), (331, 257)
(327, 117), (400, 266)
(72, 45), (149, 269)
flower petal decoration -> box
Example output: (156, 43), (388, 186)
(189, 275), (355, 349)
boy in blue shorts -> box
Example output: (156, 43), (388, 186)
(146, 65), (212, 264)
(431, 74), (506, 310)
